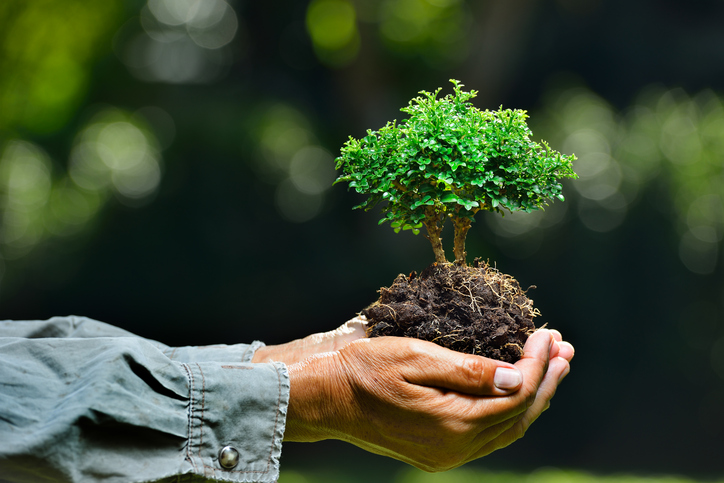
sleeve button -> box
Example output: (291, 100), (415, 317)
(218, 446), (240, 470)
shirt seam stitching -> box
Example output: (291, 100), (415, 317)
(181, 362), (198, 474)
(196, 362), (209, 477)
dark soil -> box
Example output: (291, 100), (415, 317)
(362, 259), (538, 363)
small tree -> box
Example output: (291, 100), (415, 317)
(335, 80), (577, 265)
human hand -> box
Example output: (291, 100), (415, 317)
(284, 329), (573, 472)
(251, 316), (368, 364)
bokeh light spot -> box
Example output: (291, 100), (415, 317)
(483, 202), (568, 259)
(255, 104), (315, 178)
(306, 0), (360, 67)
(686, 194), (724, 242)
(289, 146), (336, 195)
(306, 0), (357, 50)
(144, 36), (210, 84)
(378, 0), (469, 67)
(116, 0), (239, 83)
(679, 231), (718, 275)
(188, 7), (238, 49)
(0, 141), (52, 211)
(577, 194), (627, 233)
(0, 141), (53, 255)
(46, 180), (103, 237)
(275, 178), (323, 223)
(535, 82), (724, 274)
(0, 1), (122, 134)
(251, 103), (333, 223)
(0, 105), (167, 261)
(69, 108), (163, 204)
(573, 153), (622, 201)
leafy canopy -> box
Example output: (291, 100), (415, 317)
(335, 79), (577, 263)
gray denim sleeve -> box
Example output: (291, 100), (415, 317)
(0, 316), (267, 363)
(0, 319), (289, 483)
(0, 316), (160, 340)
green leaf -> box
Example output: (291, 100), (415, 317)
(419, 184), (436, 193)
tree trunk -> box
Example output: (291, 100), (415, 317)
(424, 214), (447, 264)
(453, 217), (472, 265)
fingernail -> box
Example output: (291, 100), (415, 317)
(494, 367), (522, 390)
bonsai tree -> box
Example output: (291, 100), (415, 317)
(336, 79), (577, 265)
(335, 80), (577, 362)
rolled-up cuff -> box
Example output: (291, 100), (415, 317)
(182, 361), (289, 483)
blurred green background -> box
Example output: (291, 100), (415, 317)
(1, 0), (723, 481)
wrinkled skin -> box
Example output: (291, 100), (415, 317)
(253, 316), (573, 472)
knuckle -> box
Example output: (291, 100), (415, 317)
(460, 356), (487, 387)
(400, 338), (427, 360)
(511, 418), (529, 441)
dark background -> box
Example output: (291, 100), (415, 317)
(1, 0), (723, 479)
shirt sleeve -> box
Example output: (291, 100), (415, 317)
(0, 318), (290, 483)
(0, 314), (268, 364)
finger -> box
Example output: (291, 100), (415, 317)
(439, 413), (523, 468)
(557, 341), (575, 362)
(451, 331), (555, 430)
(553, 356), (572, 384)
(524, 329), (555, 362)
(549, 339), (561, 359)
(517, 356), (570, 429)
(472, 415), (527, 458)
(468, 410), (528, 460)
(472, 355), (570, 458)
(452, 330), (557, 422)
(391, 338), (524, 396)
(395, 330), (553, 435)
(515, 329), (553, 393)
(547, 330), (574, 362)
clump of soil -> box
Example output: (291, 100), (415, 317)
(362, 259), (539, 363)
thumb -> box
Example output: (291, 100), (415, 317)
(397, 339), (523, 396)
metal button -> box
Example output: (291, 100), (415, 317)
(219, 445), (240, 470)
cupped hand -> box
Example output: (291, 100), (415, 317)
(284, 329), (573, 472)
